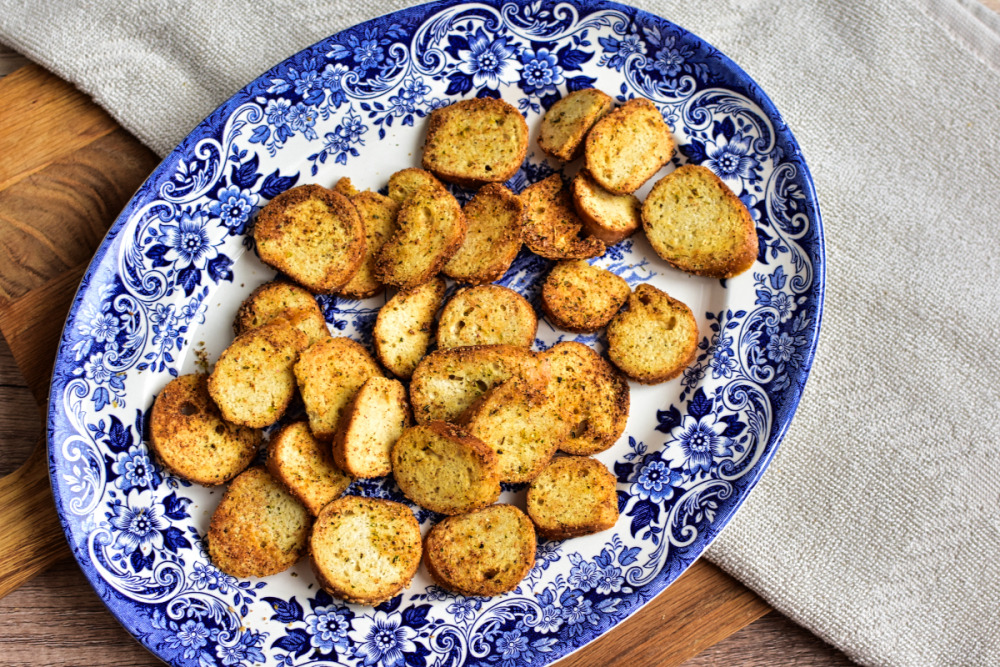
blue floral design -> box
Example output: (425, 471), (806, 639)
(350, 610), (418, 667)
(520, 48), (563, 96)
(598, 25), (645, 71)
(107, 488), (168, 556)
(457, 28), (521, 89)
(112, 448), (160, 492)
(633, 457), (681, 502)
(706, 132), (761, 181)
(209, 185), (257, 234)
(663, 415), (733, 476)
(307, 605), (352, 653)
(165, 620), (212, 659)
(217, 631), (267, 666)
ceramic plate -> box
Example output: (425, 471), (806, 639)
(47, 1), (824, 665)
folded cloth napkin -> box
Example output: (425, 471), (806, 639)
(3, 0), (999, 665)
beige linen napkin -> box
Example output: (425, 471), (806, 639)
(2, 1), (998, 665)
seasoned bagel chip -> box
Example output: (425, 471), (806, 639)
(459, 378), (570, 483)
(543, 341), (629, 455)
(540, 260), (629, 332)
(642, 164), (758, 278)
(424, 505), (536, 597)
(388, 168), (447, 204)
(409, 344), (546, 424)
(267, 421), (352, 516)
(339, 191), (401, 298)
(207, 467), (310, 578)
(374, 186), (467, 289)
(332, 377), (412, 478)
(391, 422), (500, 515)
(571, 170), (641, 245)
(150, 373), (260, 485)
(373, 277), (446, 380)
(521, 174), (605, 259)
(538, 88), (613, 162)
(527, 456), (619, 539)
(443, 184), (524, 284)
(436, 285), (537, 349)
(253, 184), (366, 293)
(585, 98), (674, 194)
(234, 280), (329, 346)
(294, 336), (383, 441)
(422, 98), (528, 187)
(208, 318), (308, 428)
(311, 496), (422, 606)
(606, 284), (698, 384)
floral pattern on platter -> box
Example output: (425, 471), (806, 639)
(46, 1), (824, 666)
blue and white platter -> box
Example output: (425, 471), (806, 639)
(46, 1), (824, 665)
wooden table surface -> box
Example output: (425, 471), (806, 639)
(11, 0), (998, 653)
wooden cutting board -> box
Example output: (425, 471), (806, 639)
(0, 64), (770, 665)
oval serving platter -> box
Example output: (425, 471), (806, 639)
(47, 1), (824, 665)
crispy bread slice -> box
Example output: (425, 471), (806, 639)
(266, 421), (352, 516)
(584, 98), (674, 194)
(149, 373), (260, 485)
(543, 341), (629, 455)
(436, 285), (537, 349)
(234, 280), (329, 347)
(339, 191), (401, 298)
(409, 344), (546, 424)
(310, 496), (422, 606)
(571, 170), (641, 245)
(424, 504), (536, 597)
(373, 186), (467, 290)
(373, 277), (446, 380)
(422, 98), (529, 187)
(527, 456), (619, 539)
(208, 318), (308, 428)
(458, 378), (569, 483)
(538, 88), (614, 162)
(294, 336), (383, 440)
(606, 284), (698, 383)
(387, 168), (447, 204)
(253, 184), (366, 293)
(443, 184), (524, 284)
(390, 422), (500, 515)
(642, 164), (758, 278)
(521, 174), (605, 260)
(540, 260), (629, 333)
(207, 466), (310, 578)
(332, 377), (412, 478)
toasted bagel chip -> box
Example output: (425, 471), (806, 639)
(234, 280), (329, 346)
(388, 168), (447, 204)
(606, 284), (698, 384)
(422, 98), (529, 187)
(294, 336), (383, 441)
(150, 373), (260, 485)
(391, 422), (500, 515)
(424, 504), (536, 597)
(540, 260), (629, 333)
(543, 341), (629, 455)
(208, 318), (308, 428)
(521, 174), (605, 260)
(253, 184), (366, 293)
(409, 344), (547, 424)
(339, 191), (401, 298)
(374, 186), (467, 289)
(642, 164), (758, 278)
(311, 496), (422, 606)
(373, 277), (446, 380)
(571, 170), (641, 245)
(538, 88), (613, 162)
(207, 466), (310, 578)
(443, 184), (524, 285)
(585, 98), (674, 194)
(332, 377), (412, 478)
(527, 456), (619, 539)
(267, 421), (352, 516)
(436, 285), (537, 349)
